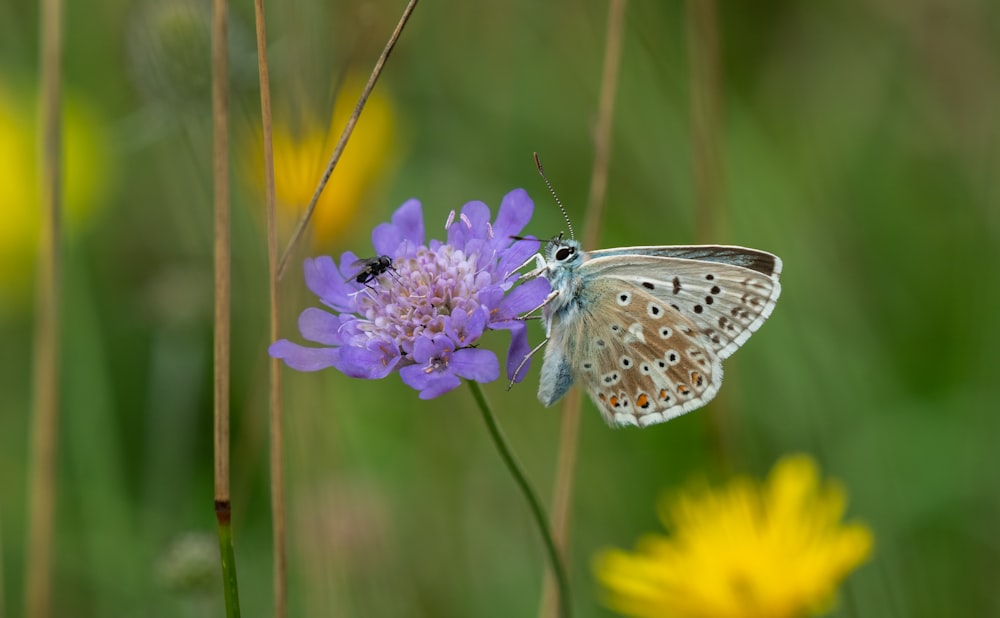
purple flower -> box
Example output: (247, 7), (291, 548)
(270, 189), (551, 399)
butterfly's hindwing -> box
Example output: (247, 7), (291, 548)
(541, 276), (724, 427)
(537, 324), (577, 407)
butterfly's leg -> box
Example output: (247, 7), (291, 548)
(506, 336), (550, 390)
(513, 252), (539, 272)
(515, 253), (547, 281)
(518, 289), (559, 321)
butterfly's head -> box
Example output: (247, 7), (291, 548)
(543, 235), (583, 268)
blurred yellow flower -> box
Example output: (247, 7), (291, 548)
(594, 454), (873, 618)
(247, 74), (398, 248)
(0, 78), (112, 309)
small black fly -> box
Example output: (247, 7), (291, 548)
(348, 255), (397, 288)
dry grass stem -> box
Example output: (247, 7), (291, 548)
(212, 0), (242, 613)
(276, 0), (420, 280)
(685, 0), (732, 467)
(25, 0), (62, 614)
(686, 0), (726, 243)
(538, 1), (627, 616)
(212, 0), (231, 511)
(251, 0), (287, 614)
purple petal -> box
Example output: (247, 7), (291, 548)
(338, 342), (401, 379)
(269, 339), (341, 372)
(333, 317), (368, 348)
(492, 189), (534, 241)
(493, 277), (551, 323)
(478, 286), (504, 311)
(304, 256), (356, 313)
(419, 375), (462, 399)
(449, 348), (500, 383)
(473, 269), (494, 293)
(399, 364), (431, 389)
(465, 307), (488, 340)
(449, 308), (469, 331)
(336, 251), (362, 281)
(410, 334), (448, 363)
(399, 364), (462, 399)
(461, 238), (488, 268)
(372, 199), (424, 257)
(497, 237), (541, 283)
(447, 201), (490, 248)
(460, 201), (492, 235)
(446, 306), (487, 347)
(298, 308), (346, 345)
(503, 322), (532, 383)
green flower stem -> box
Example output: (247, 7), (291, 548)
(215, 501), (242, 618)
(467, 382), (571, 618)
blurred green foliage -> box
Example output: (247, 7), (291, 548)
(2, 0), (999, 616)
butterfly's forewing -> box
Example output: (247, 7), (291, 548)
(540, 275), (725, 427)
(581, 248), (782, 359)
(586, 245), (781, 277)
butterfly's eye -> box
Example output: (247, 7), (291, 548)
(555, 246), (574, 261)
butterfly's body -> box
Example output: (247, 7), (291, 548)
(532, 239), (782, 428)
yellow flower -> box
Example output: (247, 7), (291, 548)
(246, 74), (399, 248)
(594, 454), (873, 618)
(0, 78), (112, 309)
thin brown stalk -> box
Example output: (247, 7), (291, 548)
(685, 0), (732, 467)
(686, 0), (726, 243)
(538, 1), (626, 616)
(582, 1), (626, 243)
(213, 0), (231, 521)
(276, 0), (420, 280)
(251, 0), (286, 615)
(25, 0), (62, 614)
(212, 0), (241, 613)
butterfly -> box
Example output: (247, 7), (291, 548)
(524, 238), (782, 427)
(346, 255), (397, 288)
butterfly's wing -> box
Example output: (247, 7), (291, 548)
(539, 276), (724, 428)
(586, 245), (781, 278)
(581, 248), (782, 359)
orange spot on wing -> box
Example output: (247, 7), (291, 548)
(636, 394), (649, 408)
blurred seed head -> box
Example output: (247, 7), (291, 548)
(142, 264), (213, 328)
(156, 531), (219, 597)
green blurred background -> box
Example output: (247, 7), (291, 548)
(2, 0), (999, 616)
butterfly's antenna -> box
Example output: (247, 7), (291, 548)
(533, 152), (575, 241)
